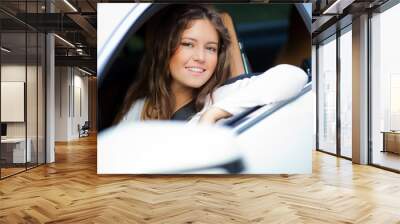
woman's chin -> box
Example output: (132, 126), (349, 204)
(182, 80), (209, 89)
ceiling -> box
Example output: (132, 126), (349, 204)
(0, 0), (102, 74)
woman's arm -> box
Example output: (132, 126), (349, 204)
(189, 64), (308, 124)
(198, 107), (232, 124)
(211, 64), (308, 116)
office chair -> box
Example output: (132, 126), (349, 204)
(79, 121), (90, 138)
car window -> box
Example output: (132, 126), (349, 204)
(215, 4), (292, 73)
(98, 5), (165, 131)
(215, 4), (311, 74)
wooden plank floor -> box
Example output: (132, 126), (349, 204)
(1, 135), (400, 223)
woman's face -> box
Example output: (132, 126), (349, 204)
(169, 19), (219, 91)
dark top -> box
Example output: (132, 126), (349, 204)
(171, 100), (196, 121)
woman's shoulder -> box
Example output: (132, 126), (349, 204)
(122, 98), (146, 122)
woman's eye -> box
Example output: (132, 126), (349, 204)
(206, 47), (217, 53)
(181, 42), (194, 47)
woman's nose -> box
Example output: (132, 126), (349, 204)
(192, 47), (205, 63)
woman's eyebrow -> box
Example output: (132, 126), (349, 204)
(206, 41), (218, 45)
(181, 37), (218, 45)
(181, 37), (197, 42)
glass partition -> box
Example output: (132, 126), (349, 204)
(339, 27), (352, 158)
(26, 0), (42, 169)
(0, 1), (46, 179)
(38, 32), (45, 165)
(317, 35), (337, 155)
(1, 30), (27, 177)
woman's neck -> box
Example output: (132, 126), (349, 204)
(171, 81), (194, 113)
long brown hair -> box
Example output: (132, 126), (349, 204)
(116, 4), (231, 122)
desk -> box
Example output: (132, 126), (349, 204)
(1, 138), (31, 163)
(381, 131), (400, 154)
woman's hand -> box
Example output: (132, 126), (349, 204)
(199, 107), (232, 124)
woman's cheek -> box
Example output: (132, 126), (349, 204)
(209, 54), (218, 73)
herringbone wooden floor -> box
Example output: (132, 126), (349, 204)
(1, 135), (400, 223)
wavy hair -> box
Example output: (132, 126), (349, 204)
(116, 4), (231, 121)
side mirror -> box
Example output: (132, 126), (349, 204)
(98, 121), (244, 174)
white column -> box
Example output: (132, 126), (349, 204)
(46, 0), (55, 163)
(352, 14), (369, 164)
(46, 33), (55, 163)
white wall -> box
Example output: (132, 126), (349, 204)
(1, 65), (26, 140)
(55, 66), (89, 141)
(1, 63), (46, 164)
(1, 65), (36, 137)
(73, 73), (89, 136)
(55, 66), (69, 141)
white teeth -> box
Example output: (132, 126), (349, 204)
(187, 67), (204, 73)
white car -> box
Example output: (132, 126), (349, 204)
(97, 3), (313, 174)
